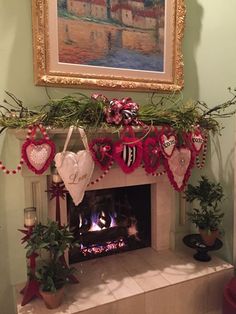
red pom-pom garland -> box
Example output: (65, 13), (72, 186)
(87, 161), (114, 186)
(0, 158), (24, 175)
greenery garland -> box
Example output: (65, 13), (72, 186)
(1, 89), (236, 135)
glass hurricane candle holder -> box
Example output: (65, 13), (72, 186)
(52, 167), (63, 183)
(24, 207), (37, 228)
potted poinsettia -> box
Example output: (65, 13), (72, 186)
(184, 176), (225, 246)
(25, 220), (77, 309)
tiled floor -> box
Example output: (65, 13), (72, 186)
(15, 248), (234, 314)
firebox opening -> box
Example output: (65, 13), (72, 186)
(68, 184), (151, 264)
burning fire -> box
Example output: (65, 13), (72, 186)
(88, 211), (117, 232)
(80, 239), (126, 257)
(77, 211), (139, 258)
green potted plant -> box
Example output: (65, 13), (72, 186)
(36, 260), (74, 309)
(25, 220), (76, 309)
(184, 176), (225, 246)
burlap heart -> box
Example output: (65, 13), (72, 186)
(164, 147), (195, 191)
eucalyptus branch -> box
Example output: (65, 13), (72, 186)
(5, 91), (24, 108)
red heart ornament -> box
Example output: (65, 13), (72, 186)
(190, 130), (205, 154)
(113, 126), (143, 174)
(160, 134), (176, 158)
(22, 139), (55, 175)
(143, 137), (160, 174)
(164, 147), (195, 191)
(114, 138), (143, 174)
(89, 138), (114, 170)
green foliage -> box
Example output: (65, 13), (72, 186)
(25, 220), (75, 261)
(25, 220), (77, 292)
(1, 89), (236, 135)
(36, 261), (74, 292)
(184, 176), (225, 232)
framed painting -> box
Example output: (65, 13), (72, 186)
(32, 0), (186, 92)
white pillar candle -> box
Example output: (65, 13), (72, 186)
(52, 174), (63, 183)
(24, 207), (37, 227)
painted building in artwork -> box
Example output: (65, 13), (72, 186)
(127, 0), (144, 10)
(91, 0), (107, 19)
(67, 0), (91, 16)
(110, 1), (159, 30)
(67, 0), (107, 19)
(67, 0), (165, 31)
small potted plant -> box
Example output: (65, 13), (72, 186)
(36, 260), (74, 309)
(184, 176), (225, 246)
(25, 220), (77, 309)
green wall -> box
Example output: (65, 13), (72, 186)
(0, 0), (236, 313)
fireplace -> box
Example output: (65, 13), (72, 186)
(68, 184), (151, 263)
(14, 128), (184, 259)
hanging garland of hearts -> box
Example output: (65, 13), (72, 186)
(0, 92), (209, 193)
(88, 123), (208, 192)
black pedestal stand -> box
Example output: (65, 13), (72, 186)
(183, 234), (223, 262)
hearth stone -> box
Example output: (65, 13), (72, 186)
(15, 248), (234, 314)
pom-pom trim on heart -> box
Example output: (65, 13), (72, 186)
(163, 146), (195, 192)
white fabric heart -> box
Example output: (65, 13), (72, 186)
(54, 127), (94, 206)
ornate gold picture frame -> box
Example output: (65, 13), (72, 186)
(32, 0), (186, 92)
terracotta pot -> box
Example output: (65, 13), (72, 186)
(199, 229), (219, 246)
(40, 287), (64, 309)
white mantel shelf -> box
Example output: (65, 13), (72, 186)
(11, 126), (132, 136)
(11, 125), (154, 141)
(15, 248), (233, 314)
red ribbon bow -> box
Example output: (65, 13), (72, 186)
(104, 97), (139, 126)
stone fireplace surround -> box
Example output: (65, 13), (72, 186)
(15, 129), (234, 314)
(16, 128), (179, 251)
